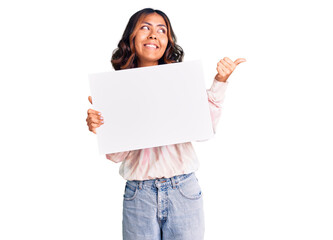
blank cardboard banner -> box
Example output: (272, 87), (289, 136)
(89, 60), (214, 154)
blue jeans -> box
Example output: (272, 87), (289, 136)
(122, 172), (205, 240)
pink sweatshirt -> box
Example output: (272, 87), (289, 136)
(106, 78), (228, 180)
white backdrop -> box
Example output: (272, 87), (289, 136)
(1, 0), (332, 239)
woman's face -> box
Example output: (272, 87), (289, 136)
(134, 13), (168, 67)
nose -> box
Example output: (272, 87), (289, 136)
(148, 32), (157, 40)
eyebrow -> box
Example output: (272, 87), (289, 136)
(142, 22), (167, 28)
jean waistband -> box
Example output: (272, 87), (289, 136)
(127, 172), (195, 190)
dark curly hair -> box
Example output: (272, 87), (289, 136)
(111, 8), (184, 70)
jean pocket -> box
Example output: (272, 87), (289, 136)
(177, 177), (203, 200)
(123, 182), (138, 201)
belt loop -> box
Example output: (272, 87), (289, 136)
(171, 176), (178, 189)
(138, 181), (143, 190)
(154, 180), (160, 189)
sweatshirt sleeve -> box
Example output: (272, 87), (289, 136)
(206, 78), (229, 134)
(105, 151), (130, 163)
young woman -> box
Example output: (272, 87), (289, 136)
(86, 8), (245, 240)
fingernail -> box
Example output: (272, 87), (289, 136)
(98, 113), (101, 115)
(101, 121), (104, 123)
(100, 116), (103, 120)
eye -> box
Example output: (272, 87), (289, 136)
(141, 26), (149, 30)
(158, 28), (166, 33)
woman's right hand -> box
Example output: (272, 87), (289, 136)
(86, 96), (104, 134)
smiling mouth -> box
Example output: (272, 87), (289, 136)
(144, 44), (159, 49)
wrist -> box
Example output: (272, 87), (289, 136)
(215, 74), (227, 82)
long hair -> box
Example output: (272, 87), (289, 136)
(111, 8), (184, 70)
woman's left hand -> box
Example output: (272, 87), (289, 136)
(215, 57), (246, 82)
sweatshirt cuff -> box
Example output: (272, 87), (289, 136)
(209, 78), (229, 101)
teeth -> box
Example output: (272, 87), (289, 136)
(145, 44), (157, 48)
